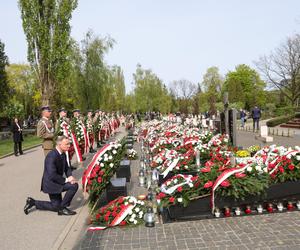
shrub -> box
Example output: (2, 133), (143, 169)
(266, 115), (294, 127)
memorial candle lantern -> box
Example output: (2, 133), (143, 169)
(144, 206), (155, 227)
(230, 153), (236, 167)
(224, 207), (231, 217)
(196, 149), (201, 168)
(287, 201), (294, 211)
(277, 202), (284, 212)
(245, 205), (251, 214)
(296, 201), (300, 210)
(214, 208), (221, 218)
(235, 207), (241, 216)
(257, 204), (263, 213)
(139, 169), (145, 187)
(267, 203), (274, 213)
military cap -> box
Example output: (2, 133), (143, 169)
(58, 107), (67, 113)
(41, 106), (52, 112)
(73, 109), (80, 113)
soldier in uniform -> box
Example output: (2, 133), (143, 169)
(85, 110), (96, 153)
(37, 106), (55, 156)
(93, 110), (101, 148)
(55, 108), (76, 170)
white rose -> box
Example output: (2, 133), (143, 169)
(131, 214), (136, 219)
(104, 158), (108, 162)
(129, 217), (134, 222)
(173, 179), (178, 184)
(109, 163), (114, 168)
(104, 153), (108, 158)
(135, 208), (140, 213)
(177, 198), (183, 203)
(128, 210), (133, 215)
(100, 163), (104, 167)
(246, 167), (253, 172)
(112, 150), (117, 155)
(263, 167), (268, 173)
(189, 183), (194, 188)
(296, 155), (300, 161)
(124, 202), (128, 206)
(133, 220), (138, 225)
(184, 165), (188, 169)
(255, 166), (262, 172)
(108, 155), (113, 160)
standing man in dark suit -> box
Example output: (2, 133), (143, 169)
(252, 106), (261, 132)
(24, 135), (79, 216)
(11, 117), (23, 156)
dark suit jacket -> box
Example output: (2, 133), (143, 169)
(41, 149), (72, 194)
(11, 122), (23, 143)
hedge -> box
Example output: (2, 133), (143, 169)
(266, 115), (295, 127)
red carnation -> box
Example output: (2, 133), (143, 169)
(157, 192), (166, 199)
(99, 170), (104, 176)
(119, 221), (126, 226)
(235, 172), (246, 178)
(177, 186), (183, 192)
(112, 211), (117, 217)
(288, 165), (295, 171)
(204, 181), (213, 188)
(201, 167), (211, 173)
(118, 197), (124, 204)
(97, 177), (102, 183)
(279, 166), (284, 173)
(104, 216), (109, 222)
(96, 213), (101, 220)
(220, 180), (230, 187)
(169, 197), (175, 203)
(191, 176), (198, 181)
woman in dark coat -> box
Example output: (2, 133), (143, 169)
(11, 118), (23, 156)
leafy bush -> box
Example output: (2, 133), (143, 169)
(266, 115), (294, 127)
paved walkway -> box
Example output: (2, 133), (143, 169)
(0, 128), (126, 250)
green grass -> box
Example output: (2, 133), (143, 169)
(0, 134), (42, 157)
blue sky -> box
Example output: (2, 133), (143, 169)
(0, 0), (299, 92)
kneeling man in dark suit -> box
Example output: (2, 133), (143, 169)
(24, 135), (79, 216)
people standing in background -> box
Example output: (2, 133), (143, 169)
(240, 109), (246, 128)
(37, 106), (55, 156)
(252, 106), (261, 132)
(11, 118), (23, 156)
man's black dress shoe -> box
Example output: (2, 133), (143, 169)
(24, 197), (35, 215)
(58, 208), (77, 216)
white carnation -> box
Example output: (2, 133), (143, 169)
(109, 163), (114, 168)
(108, 155), (113, 160)
(112, 150), (117, 155)
(255, 166), (262, 171)
(246, 167), (253, 172)
(173, 179), (178, 184)
(135, 207), (140, 213)
(133, 220), (138, 225)
(128, 210), (133, 215)
(189, 183), (194, 188)
(100, 163), (104, 167)
(296, 155), (300, 161)
(263, 167), (268, 173)
(104, 153), (108, 158)
(184, 165), (188, 169)
(177, 198), (183, 203)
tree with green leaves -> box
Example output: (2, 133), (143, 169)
(18, 0), (78, 107)
(133, 64), (171, 114)
(223, 64), (266, 110)
(201, 66), (223, 114)
(6, 64), (38, 116)
(71, 31), (114, 111)
(0, 39), (9, 111)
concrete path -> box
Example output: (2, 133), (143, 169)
(0, 127), (126, 250)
